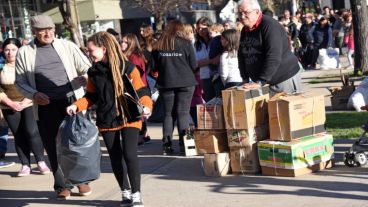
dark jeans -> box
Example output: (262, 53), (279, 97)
(101, 127), (141, 193)
(160, 86), (195, 146)
(2, 107), (45, 166)
(37, 97), (74, 192)
(0, 126), (8, 154)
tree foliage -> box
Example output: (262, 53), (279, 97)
(124, 0), (226, 30)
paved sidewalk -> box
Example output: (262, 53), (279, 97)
(1, 58), (367, 207)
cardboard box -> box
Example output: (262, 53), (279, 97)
(226, 124), (269, 148)
(268, 92), (326, 141)
(230, 145), (260, 174)
(258, 133), (334, 176)
(197, 98), (225, 129)
(261, 160), (333, 177)
(194, 130), (228, 155)
(203, 153), (230, 177)
(222, 86), (269, 129)
(329, 85), (355, 110)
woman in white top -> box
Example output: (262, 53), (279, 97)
(219, 29), (243, 88)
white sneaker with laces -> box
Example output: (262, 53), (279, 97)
(131, 191), (144, 207)
(120, 189), (132, 207)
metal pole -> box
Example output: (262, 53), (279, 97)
(8, 0), (16, 37)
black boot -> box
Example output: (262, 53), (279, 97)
(162, 136), (174, 155)
(163, 143), (174, 155)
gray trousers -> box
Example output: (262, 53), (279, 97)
(269, 69), (302, 97)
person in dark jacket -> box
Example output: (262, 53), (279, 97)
(237, 0), (301, 96)
(299, 13), (316, 68)
(311, 17), (333, 68)
(66, 31), (153, 207)
(151, 20), (197, 155)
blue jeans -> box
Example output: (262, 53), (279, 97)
(0, 126), (8, 154)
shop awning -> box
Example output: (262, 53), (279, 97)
(43, 0), (123, 24)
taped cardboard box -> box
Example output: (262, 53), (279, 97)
(222, 86), (269, 130)
(193, 130), (228, 155)
(258, 133), (334, 177)
(268, 92), (326, 141)
(197, 98), (225, 129)
(203, 153), (230, 177)
(226, 124), (269, 148)
(230, 145), (260, 174)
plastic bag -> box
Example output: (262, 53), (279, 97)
(347, 78), (368, 111)
(317, 48), (340, 70)
(56, 113), (101, 184)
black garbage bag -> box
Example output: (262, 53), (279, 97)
(56, 113), (101, 184)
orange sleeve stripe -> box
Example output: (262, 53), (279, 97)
(129, 67), (153, 111)
(74, 77), (96, 112)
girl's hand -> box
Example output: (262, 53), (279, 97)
(142, 106), (151, 119)
(9, 101), (23, 112)
(66, 105), (78, 116)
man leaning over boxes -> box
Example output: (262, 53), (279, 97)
(237, 0), (302, 96)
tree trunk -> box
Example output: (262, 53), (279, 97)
(350, 0), (368, 74)
(59, 0), (83, 47)
(155, 12), (164, 32)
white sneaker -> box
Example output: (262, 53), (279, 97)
(120, 189), (132, 207)
(131, 191), (144, 207)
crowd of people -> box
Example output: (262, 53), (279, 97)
(277, 6), (355, 70)
(0, 0), (355, 206)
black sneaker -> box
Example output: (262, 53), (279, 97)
(131, 192), (144, 207)
(143, 136), (151, 144)
(120, 189), (132, 207)
(163, 144), (174, 155)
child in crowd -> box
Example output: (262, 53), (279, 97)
(208, 23), (224, 96)
(219, 29), (243, 88)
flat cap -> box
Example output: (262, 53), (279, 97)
(30, 15), (55, 29)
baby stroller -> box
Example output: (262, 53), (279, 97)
(344, 122), (368, 167)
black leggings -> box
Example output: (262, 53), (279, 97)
(160, 86), (195, 145)
(101, 127), (141, 193)
(2, 106), (45, 166)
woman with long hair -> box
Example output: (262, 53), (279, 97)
(194, 16), (216, 102)
(66, 32), (152, 207)
(121, 33), (151, 144)
(219, 29), (243, 88)
(0, 38), (50, 177)
(152, 20), (197, 155)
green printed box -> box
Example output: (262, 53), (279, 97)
(258, 133), (334, 170)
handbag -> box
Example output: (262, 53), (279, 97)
(122, 73), (144, 119)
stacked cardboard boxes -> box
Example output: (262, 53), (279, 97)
(195, 98), (229, 176)
(258, 92), (334, 176)
(222, 86), (269, 174)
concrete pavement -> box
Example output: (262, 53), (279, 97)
(1, 60), (368, 207)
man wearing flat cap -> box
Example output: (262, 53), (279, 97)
(15, 14), (91, 200)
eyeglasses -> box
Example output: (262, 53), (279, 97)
(36, 28), (55, 34)
(197, 27), (208, 31)
(238, 9), (257, 17)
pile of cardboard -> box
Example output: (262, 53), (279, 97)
(258, 92), (334, 176)
(329, 73), (355, 110)
(194, 87), (334, 177)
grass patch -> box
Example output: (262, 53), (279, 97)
(326, 112), (367, 138)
